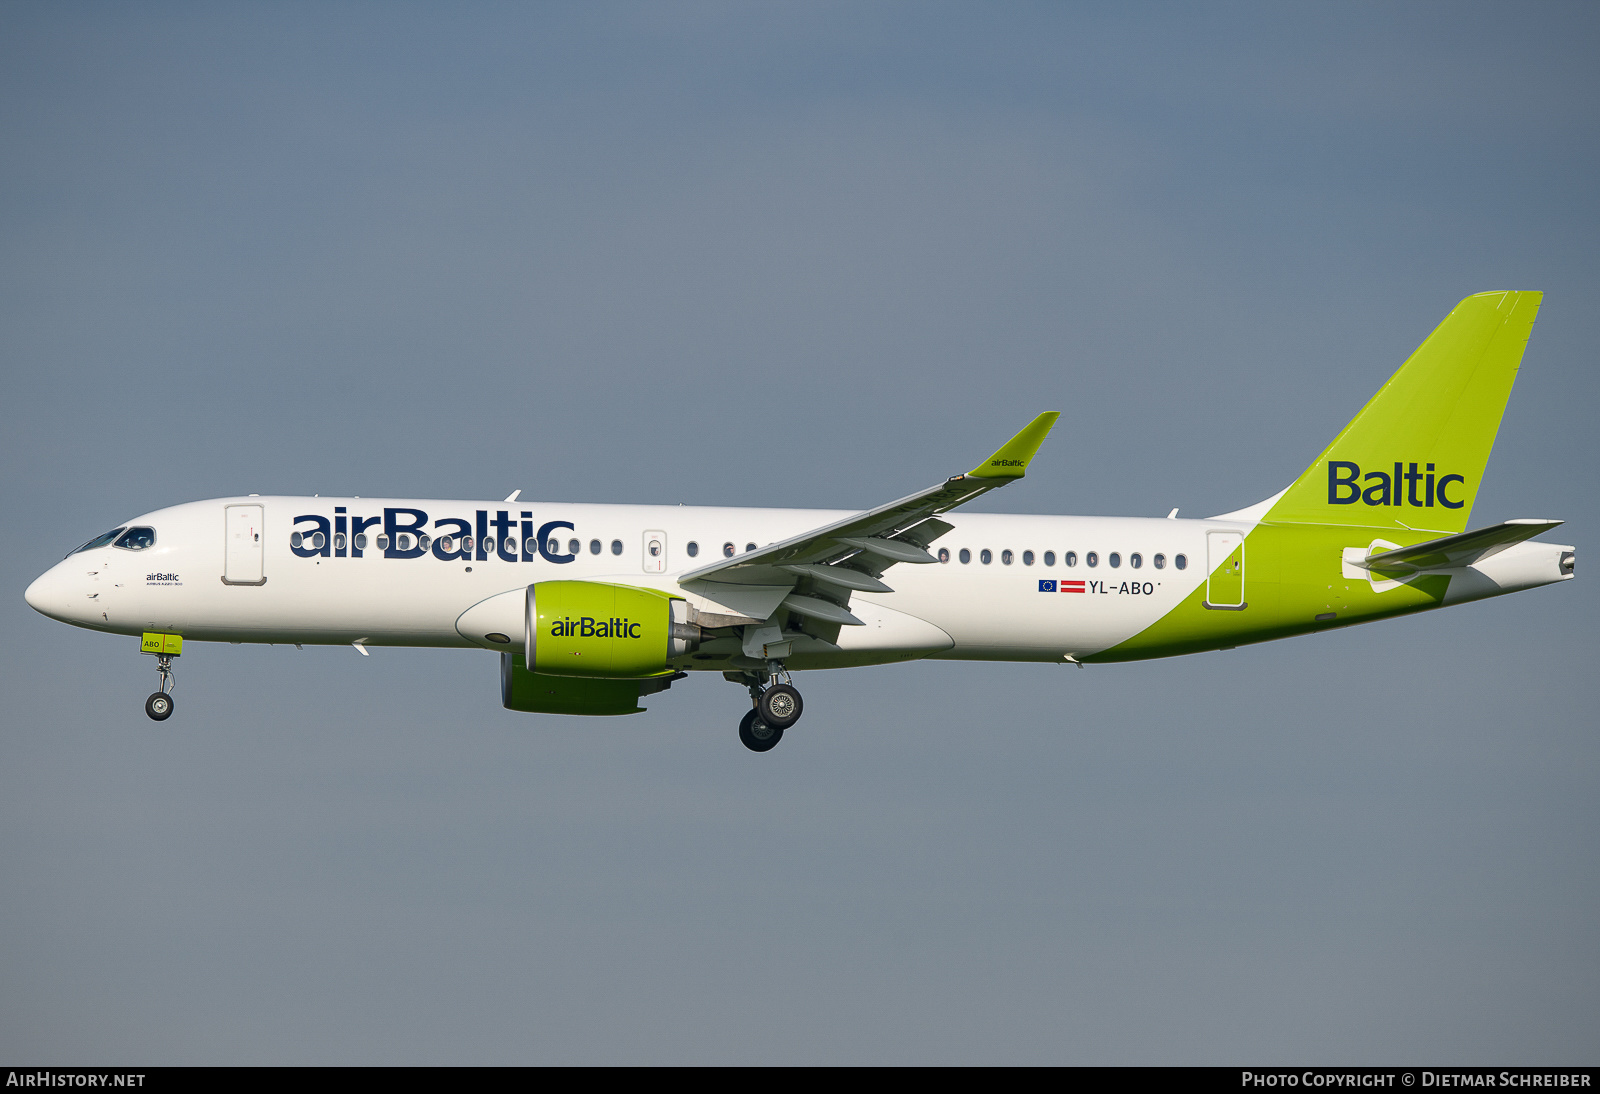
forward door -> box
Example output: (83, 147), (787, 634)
(223, 504), (266, 585)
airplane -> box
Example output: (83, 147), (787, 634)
(24, 291), (1575, 751)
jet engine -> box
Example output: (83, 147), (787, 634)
(498, 580), (701, 716)
(525, 580), (699, 677)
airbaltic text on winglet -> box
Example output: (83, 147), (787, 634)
(991, 458), (1025, 467)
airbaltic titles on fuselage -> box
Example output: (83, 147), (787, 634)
(291, 507), (580, 563)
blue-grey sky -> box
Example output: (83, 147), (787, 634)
(2, 1), (1596, 1063)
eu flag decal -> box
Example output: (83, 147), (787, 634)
(1038, 580), (1056, 592)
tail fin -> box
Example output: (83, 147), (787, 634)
(1264, 291), (1542, 534)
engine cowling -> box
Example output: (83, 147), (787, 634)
(525, 580), (699, 678)
(500, 653), (679, 716)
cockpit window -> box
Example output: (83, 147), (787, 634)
(114, 527), (156, 551)
(69, 528), (126, 557)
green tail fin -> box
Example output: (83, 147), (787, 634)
(1265, 291), (1542, 534)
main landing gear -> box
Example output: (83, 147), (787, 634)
(733, 667), (804, 752)
(145, 654), (175, 722)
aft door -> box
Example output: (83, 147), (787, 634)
(1205, 530), (1244, 609)
(224, 504), (266, 585)
(642, 530), (667, 573)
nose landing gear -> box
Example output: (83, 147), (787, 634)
(139, 632), (182, 722)
(145, 654), (175, 721)
(732, 666), (803, 752)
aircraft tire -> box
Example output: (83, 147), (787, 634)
(739, 709), (782, 752)
(145, 692), (174, 721)
(757, 683), (802, 729)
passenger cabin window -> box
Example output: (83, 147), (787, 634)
(745, 542), (757, 553)
(590, 539), (601, 555)
(1109, 552), (1121, 568)
(481, 537), (493, 553)
(1022, 550), (1034, 566)
(686, 541), (700, 558)
(723, 542), (735, 558)
(1064, 551), (1077, 567)
(312, 531), (326, 550)
(611, 539), (623, 555)
(568, 539), (580, 555)
(959, 549), (971, 564)
(1001, 549), (1014, 565)
(434, 535), (449, 553)
(377, 534), (391, 550)
(70, 528), (126, 556)
(980, 549), (992, 564)
(938, 548), (950, 563)
(1043, 551), (1055, 566)
(397, 534), (412, 551)
(1130, 553), (1142, 569)
(1175, 554), (1188, 570)
(1086, 551), (1099, 567)
(1154, 553), (1166, 569)
(114, 527), (156, 551)
(355, 534), (369, 550)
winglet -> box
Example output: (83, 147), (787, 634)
(967, 412), (1061, 479)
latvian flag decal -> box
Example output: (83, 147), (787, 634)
(1061, 580), (1086, 593)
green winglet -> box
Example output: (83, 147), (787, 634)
(967, 411), (1061, 479)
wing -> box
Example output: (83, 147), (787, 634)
(677, 412), (1059, 634)
(1355, 518), (1564, 576)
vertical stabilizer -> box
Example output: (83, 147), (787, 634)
(1265, 291), (1541, 534)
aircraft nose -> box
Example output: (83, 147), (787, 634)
(24, 563), (80, 623)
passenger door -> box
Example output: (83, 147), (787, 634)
(1205, 530), (1244, 608)
(224, 504), (266, 585)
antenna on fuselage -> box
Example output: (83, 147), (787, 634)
(504, 489), (521, 503)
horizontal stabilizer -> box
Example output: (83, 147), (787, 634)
(1355, 519), (1563, 575)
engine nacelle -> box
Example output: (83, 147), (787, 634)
(500, 653), (681, 716)
(525, 580), (699, 679)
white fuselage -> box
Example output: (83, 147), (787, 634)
(24, 496), (1222, 666)
(28, 495), (1572, 672)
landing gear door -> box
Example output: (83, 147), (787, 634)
(642, 530), (667, 574)
(224, 504), (266, 585)
(1205, 530), (1244, 609)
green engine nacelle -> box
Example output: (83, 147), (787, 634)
(500, 653), (679, 716)
(499, 581), (701, 715)
(525, 580), (698, 678)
